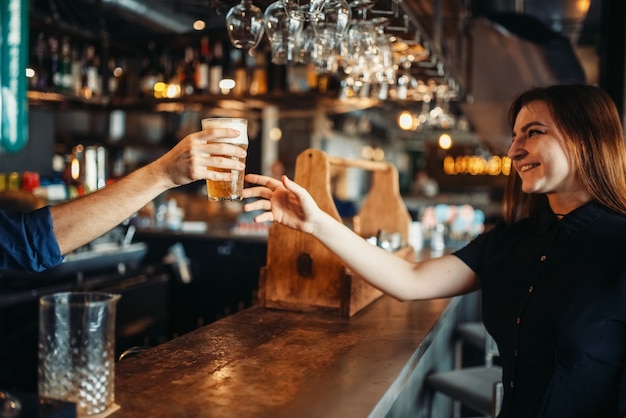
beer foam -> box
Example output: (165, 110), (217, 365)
(202, 118), (248, 145)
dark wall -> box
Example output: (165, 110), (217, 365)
(0, 110), (54, 174)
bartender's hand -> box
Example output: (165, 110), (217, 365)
(151, 128), (247, 189)
(242, 174), (322, 235)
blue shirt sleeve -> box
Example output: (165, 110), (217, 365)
(0, 206), (63, 272)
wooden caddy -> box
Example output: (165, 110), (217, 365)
(259, 148), (413, 317)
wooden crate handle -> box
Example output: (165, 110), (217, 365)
(294, 148), (411, 242)
(326, 155), (390, 172)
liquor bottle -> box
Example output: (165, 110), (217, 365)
(107, 57), (119, 96)
(114, 57), (139, 98)
(70, 44), (83, 95)
(195, 36), (210, 94)
(306, 63), (319, 91)
(267, 58), (287, 93)
(81, 44), (100, 98)
(248, 49), (268, 96)
(159, 48), (177, 98)
(232, 48), (248, 96)
(140, 41), (164, 97)
(30, 32), (50, 90)
(58, 36), (72, 93)
(209, 39), (223, 95)
(245, 50), (256, 91)
(163, 47), (183, 98)
(179, 46), (196, 96)
(49, 35), (60, 91)
(90, 52), (102, 97)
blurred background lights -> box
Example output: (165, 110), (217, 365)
(398, 111), (413, 130)
(219, 78), (235, 94)
(361, 145), (373, 160)
(269, 127), (282, 141)
(438, 133), (452, 150)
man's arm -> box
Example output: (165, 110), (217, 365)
(51, 128), (246, 255)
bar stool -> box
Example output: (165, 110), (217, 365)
(455, 321), (498, 368)
(425, 322), (503, 417)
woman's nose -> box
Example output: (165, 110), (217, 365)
(507, 141), (526, 160)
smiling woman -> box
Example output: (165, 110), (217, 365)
(241, 83), (626, 418)
(503, 84), (626, 223)
(508, 101), (581, 203)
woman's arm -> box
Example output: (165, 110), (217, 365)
(51, 128), (247, 255)
(242, 174), (478, 301)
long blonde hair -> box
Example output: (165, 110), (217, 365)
(503, 84), (626, 223)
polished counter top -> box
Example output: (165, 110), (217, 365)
(112, 294), (457, 418)
(134, 226), (268, 244)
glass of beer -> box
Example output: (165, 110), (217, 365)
(201, 117), (248, 201)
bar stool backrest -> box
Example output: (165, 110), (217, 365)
(484, 330), (499, 367)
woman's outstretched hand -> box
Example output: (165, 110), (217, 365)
(242, 174), (321, 235)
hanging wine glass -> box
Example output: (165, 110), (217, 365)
(308, 0), (351, 74)
(264, 0), (305, 64)
(343, 0), (377, 83)
(370, 17), (396, 97)
(226, 0), (265, 49)
(309, 0), (351, 39)
(293, 22), (316, 64)
(283, 0), (324, 21)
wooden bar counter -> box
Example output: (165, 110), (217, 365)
(111, 292), (467, 418)
(112, 150), (473, 417)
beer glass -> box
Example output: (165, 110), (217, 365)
(201, 117), (248, 201)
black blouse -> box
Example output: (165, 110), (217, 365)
(454, 201), (626, 418)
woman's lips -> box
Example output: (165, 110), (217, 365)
(519, 163), (539, 172)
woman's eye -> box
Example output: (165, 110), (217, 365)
(528, 130), (540, 137)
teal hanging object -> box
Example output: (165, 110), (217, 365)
(1, 0), (29, 153)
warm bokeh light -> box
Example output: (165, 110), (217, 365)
(443, 155), (511, 176)
(165, 83), (181, 98)
(360, 145), (386, 161)
(71, 157), (80, 180)
(219, 78), (235, 94)
(501, 155), (512, 175)
(398, 111), (413, 130)
(153, 81), (166, 98)
(269, 127), (282, 141)
(372, 147), (385, 161)
(361, 145), (374, 160)
(438, 133), (452, 150)
(71, 145), (84, 181)
(576, 0), (590, 14)
(193, 20), (206, 31)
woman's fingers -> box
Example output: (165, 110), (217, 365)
(249, 174), (284, 187)
(243, 197), (272, 212)
(281, 176), (305, 196)
(242, 183), (276, 196)
(253, 212), (275, 223)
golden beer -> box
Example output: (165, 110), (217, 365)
(201, 118), (248, 201)
(205, 143), (248, 201)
